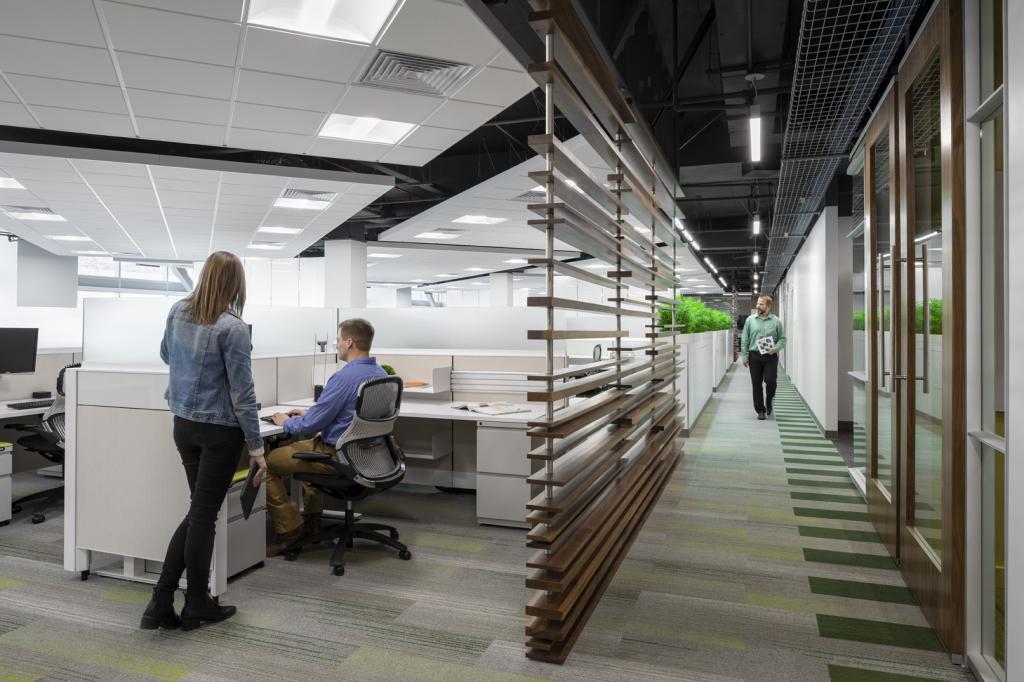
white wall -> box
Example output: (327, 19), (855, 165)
(778, 206), (846, 431)
(17, 239), (77, 307)
(0, 238), (17, 306)
(242, 257), (324, 307)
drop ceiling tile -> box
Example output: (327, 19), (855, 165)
(235, 69), (344, 113)
(71, 159), (148, 176)
(227, 127), (311, 154)
(6, 75), (128, 115)
(241, 27), (366, 83)
(0, 0), (108, 47)
(378, 0), (499, 65)
(489, 49), (523, 71)
(378, 146), (438, 167)
(112, 0), (243, 21)
(31, 106), (134, 137)
(334, 85), (441, 125)
(128, 89), (230, 126)
(400, 125), (467, 151)
(230, 102), (324, 136)
(100, 1), (241, 67)
(136, 117), (225, 146)
(80, 172), (153, 188)
(424, 99), (502, 130)
(305, 138), (387, 161)
(116, 53), (235, 99)
(0, 37), (117, 86)
(149, 166), (220, 182)
(451, 67), (536, 108)
(0, 101), (38, 128)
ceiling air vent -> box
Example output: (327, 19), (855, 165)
(512, 188), (547, 203)
(1, 205), (57, 214)
(282, 189), (337, 202)
(360, 50), (474, 97)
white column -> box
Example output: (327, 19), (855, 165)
(17, 240), (77, 307)
(489, 272), (513, 306)
(324, 240), (366, 309)
(396, 286), (412, 307)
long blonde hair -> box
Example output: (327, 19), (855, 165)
(184, 251), (246, 325)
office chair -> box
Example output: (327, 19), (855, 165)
(578, 344), (608, 399)
(283, 376), (412, 576)
(9, 363), (79, 524)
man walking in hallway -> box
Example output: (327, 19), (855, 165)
(741, 295), (786, 420)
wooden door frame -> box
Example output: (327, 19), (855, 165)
(895, 0), (966, 657)
(862, 87), (901, 560)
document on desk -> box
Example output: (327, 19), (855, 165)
(450, 401), (530, 416)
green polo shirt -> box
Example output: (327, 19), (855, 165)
(740, 313), (787, 356)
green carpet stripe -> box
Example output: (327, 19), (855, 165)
(786, 454), (843, 464)
(794, 507), (871, 522)
(828, 665), (947, 682)
(803, 549), (897, 570)
(809, 577), (917, 605)
(798, 526), (881, 542)
(786, 468), (850, 477)
(816, 615), (944, 651)
(789, 479), (860, 489)
(790, 492), (864, 505)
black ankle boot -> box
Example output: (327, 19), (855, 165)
(180, 592), (237, 631)
(140, 588), (180, 630)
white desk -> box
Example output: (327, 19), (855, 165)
(0, 400), (51, 421)
(0, 398), (55, 525)
(281, 396), (542, 527)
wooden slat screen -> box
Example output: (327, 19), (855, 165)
(522, 0), (689, 664)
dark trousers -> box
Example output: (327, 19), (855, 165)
(156, 416), (243, 596)
(747, 352), (778, 414)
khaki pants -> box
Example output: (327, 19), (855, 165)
(265, 437), (337, 535)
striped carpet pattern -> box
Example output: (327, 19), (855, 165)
(0, 365), (974, 681)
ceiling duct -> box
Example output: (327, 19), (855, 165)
(763, 0), (921, 291)
(360, 49), (475, 97)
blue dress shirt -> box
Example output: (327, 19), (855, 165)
(283, 356), (388, 446)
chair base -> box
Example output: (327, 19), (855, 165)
(282, 510), (411, 576)
(12, 485), (63, 525)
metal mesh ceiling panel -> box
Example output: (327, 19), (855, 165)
(764, 0), (920, 291)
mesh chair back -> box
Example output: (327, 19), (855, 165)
(334, 376), (404, 485)
(40, 363), (77, 447)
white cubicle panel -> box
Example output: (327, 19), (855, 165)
(246, 305), (336, 355)
(0, 350), (78, 401)
(339, 307), (564, 351)
(0, 305), (83, 349)
(82, 298), (173, 365)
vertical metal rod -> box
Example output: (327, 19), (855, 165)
(544, 30), (555, 497)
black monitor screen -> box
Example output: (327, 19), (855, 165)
(0, 328), (39, 374)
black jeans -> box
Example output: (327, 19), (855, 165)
(747, 352), (778, 414)
(156, 416), (243, 596)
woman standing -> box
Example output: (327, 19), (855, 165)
(140, 251), (268, 631)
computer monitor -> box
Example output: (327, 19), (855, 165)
(0, 327), (39, 374)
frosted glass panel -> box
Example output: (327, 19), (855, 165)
(83, 298), (173, 365)
(245, 305), (337, 355)
(298, 258), (324, 307)
(0, 305), (83, 349)
(270, 260), (299, 306)
(341, 307), (562, 351)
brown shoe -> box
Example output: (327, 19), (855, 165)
(267, 524), (304, 557)
(302, 512), (323, 537)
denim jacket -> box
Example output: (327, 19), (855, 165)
(160, 300), (263, 454)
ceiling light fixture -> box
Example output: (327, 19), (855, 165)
(749, 104), (762, 163)
(73, 250), (108, 255)
(464, 267), (488, 271)
(48, 235), (92, 242)
(503, 258), (528, 264)
(249, 243), (284, 250)
(691, 238), (701, 251)
(274, 198), (331, 210)
(0, 178), (25, 189)
(411, 278), (425, 282)
(435, 273), (454, 277)
(247, 0), (400, 44)
(914, 230), (940, 244)
(414, 231), (459, 240)
(318, 113), (415, 145)
(704, 256), (718, 274)
(753, 252), (759, 264)
(368, 253), (402, 258)
(585, 263), (607, 269)
(453, 215), (507, 225)
(258, 226), (302, 234)
(752, 213), (761, 236)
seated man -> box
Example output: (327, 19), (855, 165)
(265, 318), (387, 556)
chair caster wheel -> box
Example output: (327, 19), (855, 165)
(0, 520), (9, 527)
(332, 565), (345, 576)
(31, 514), (44, 524)
(283, 552), (298, 562)
(255, 561), (265, 569)
(12, 505), (21, 514)
(399, 550), (412, 561)
(389, 530), (400, 541)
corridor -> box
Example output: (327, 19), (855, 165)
(588, 364), (974, 681)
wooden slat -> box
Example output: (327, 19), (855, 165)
(527, 329), (628, 341)
(528, 387), (627, 429)
(526, 257), (619, 289)
(527, 296), (651, 318)
(527, 358), (652, 402)
(526, 358), (619, 382)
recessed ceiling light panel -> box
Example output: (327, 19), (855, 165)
(0, 178), (25, 189)
(258, 226), (302, 234)
(453, 215), (506, 225)
(319, 113), (415, 144)
(48, 235), (92, 242)
(414, 231), (460, 240)
(274, 189), (336, 210)
(247, 0), (399, 44)
(369, 253), (402, 258)
(249, 242), (285, 250)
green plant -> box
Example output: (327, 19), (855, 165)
(381, 364), (396, 376)
(855, 300), (940, 334)
(659, 295), (734, 333)
(852, 310), (866, 331)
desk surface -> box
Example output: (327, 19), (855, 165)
(0, 400), (51, 421)
(257, 406), (289, 436)
(281, 396), (543, 424)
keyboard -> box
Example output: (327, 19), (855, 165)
(6, 399), (54, 410)
(260, 416), (276, 424)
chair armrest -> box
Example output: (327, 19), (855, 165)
(293, 451), (332, 462)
